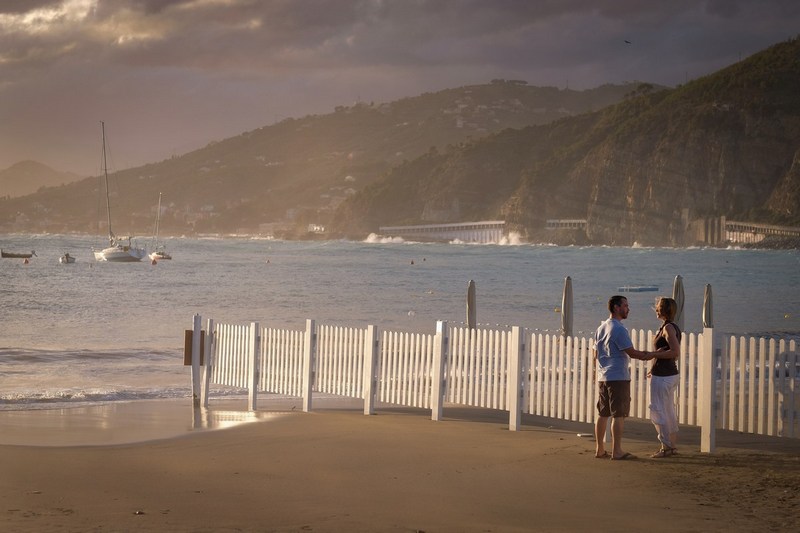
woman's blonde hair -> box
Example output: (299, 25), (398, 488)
(657, 297), (677, 321)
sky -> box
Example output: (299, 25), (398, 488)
(0, 0), (797, 177)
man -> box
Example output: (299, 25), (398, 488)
(594, 295), (651, 460)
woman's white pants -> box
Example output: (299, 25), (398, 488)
(649, 374), (680, 449)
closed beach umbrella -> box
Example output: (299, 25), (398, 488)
(467, 279), (477, 329)
(561, 276), (573, 338)
(672, 275), (685, 331)
(702, 284), (714, 328)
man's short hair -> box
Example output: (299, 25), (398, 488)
(608, 295), (627, 313)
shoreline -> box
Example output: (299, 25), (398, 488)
(0, 397), (360, 447)
(3, 230), (799, 250)
(1, 399), (798, 531)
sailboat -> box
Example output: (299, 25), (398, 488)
(92, 122), (147, 262)
(149, 192), (172, 261)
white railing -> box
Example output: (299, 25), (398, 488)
(720, 337), (798, 438)
(446, 326), (513, 410)
(208, 321), (257, 390)
(260, 325), (305, 397)
(191, 315), (799, 452)
(526, 333), (596, 423)
(316, 324), (367, 399)
(378, 330), (436, 409)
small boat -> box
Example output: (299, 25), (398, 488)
(1, 249), (36, 259)
(148, 192), (172, 261)
(92, 122), (147, 263)
(617, 285), (659, 292)
(149, 249), (172, 261)
(59, 252), (76, 264)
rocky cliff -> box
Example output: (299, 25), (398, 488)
(333, 37), (800, 246)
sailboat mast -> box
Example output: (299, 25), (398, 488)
(153, 192), (162, 244)
(101, 121), (114, 246)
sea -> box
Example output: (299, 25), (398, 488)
(1, 233), (799, 412)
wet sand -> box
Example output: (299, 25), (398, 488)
(1, 399), (798, 532)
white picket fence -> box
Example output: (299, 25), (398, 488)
(188, 315), (799, 453)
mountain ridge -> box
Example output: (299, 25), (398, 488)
(0, 81), (640, 237)
(332, 37), (800, 246)
(0, 160), (81, 199)
(2, 37), (799, 246)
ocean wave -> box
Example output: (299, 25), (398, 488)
(0, 347), (178, 363)
(363, 233), (407, 244)
(0, 386), (249, 411)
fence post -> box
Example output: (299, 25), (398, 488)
(302, 319), (316, 412)
(248, 322), (260, 411)
(431, 320), (448, 421)
(699, 327), (716, 453)
(191, 314), (202, 408)
(202, 318), (215, 408)
(363, 325), (380, 415)
(508, 326), (524, 431)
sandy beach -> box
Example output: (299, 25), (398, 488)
(1, 399), (798, 532)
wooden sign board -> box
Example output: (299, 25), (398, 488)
(183, 330), (205, 365)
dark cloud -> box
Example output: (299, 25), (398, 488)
(0, 1), (58, 14)
(0, 0), (797, 175)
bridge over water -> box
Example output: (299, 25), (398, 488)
(378, 218), (799, 246)
(725, 220), (800, 244)
(379, 221), (506, 243)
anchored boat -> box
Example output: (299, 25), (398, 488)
(59, 252), (76, 264)
(1, 249), (36, 259)
(148, 192), (172, 261)
(92, 122), (147, 263)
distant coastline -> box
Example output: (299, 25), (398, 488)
(2, 230), (800, 250)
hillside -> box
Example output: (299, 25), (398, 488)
(0, 161), (81, 199)
(0, 81), (637, 237)
(332, 37), (800, 246)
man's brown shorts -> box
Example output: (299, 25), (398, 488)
(597, 380), (631, 417)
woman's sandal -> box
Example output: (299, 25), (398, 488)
(650, 448), (675, 458)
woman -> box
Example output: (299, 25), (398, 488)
(648, 297), (681, 458)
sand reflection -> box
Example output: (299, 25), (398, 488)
(0, 399), (287, 447)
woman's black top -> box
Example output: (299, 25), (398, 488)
(651, 321), (681, 377)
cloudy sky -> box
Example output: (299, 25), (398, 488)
(1, 0), (797, 176)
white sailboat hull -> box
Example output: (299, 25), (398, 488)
(94, 244), (147, 262)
